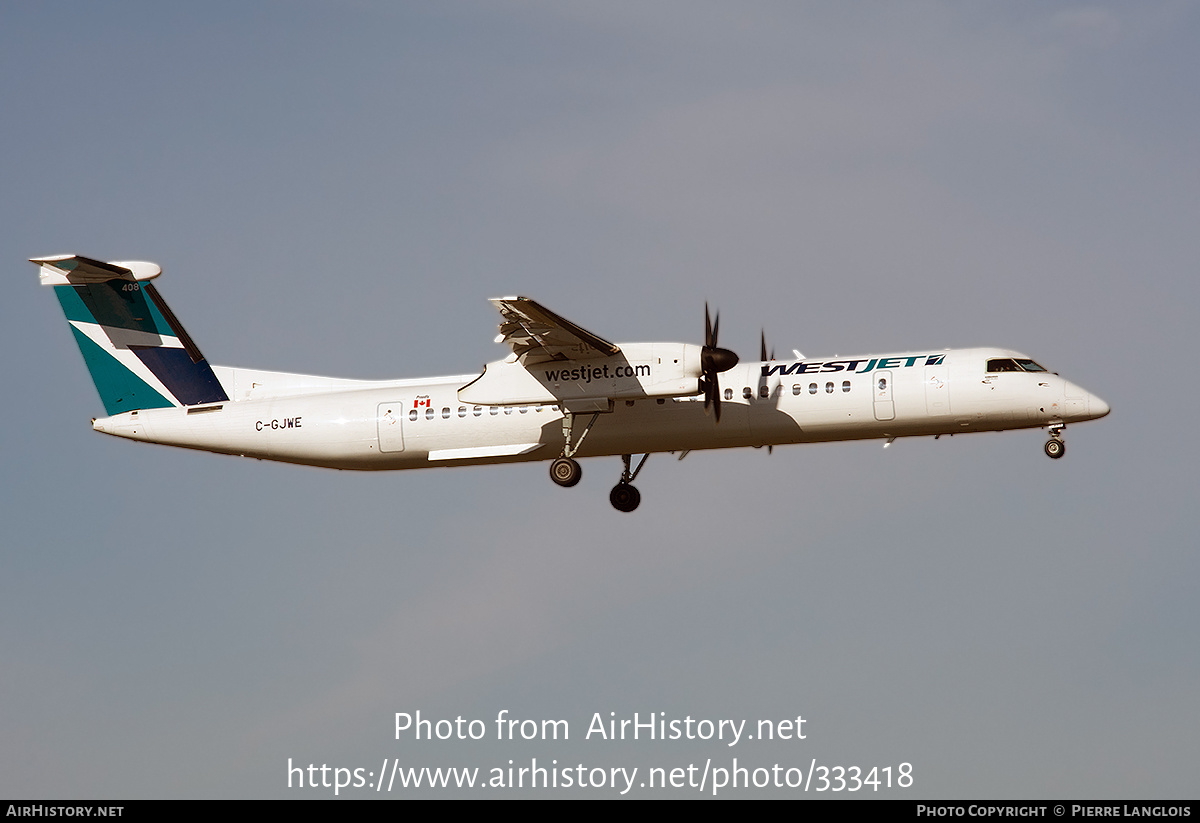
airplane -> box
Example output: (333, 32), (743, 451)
(34, 254), (1110, 512)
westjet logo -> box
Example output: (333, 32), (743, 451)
(761, 354), (945, 377)
(543, 363), (650, 384)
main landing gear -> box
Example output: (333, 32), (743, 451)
(549, 410), (652, 513)
(549, 453), (649, 512)
(609, 453), (648, 513)
(549, 411), (599, 488)
(550, 457), (582, 487)
(549, 410), (650, 511)
(1044, 423), (1066, 460)
(609, 483), (641, 512)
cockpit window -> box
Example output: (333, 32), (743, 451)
(987, 357), (1049, 373)
(986, 358), (1022, 372)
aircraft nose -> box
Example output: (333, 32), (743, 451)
(1089, 392), (1110, 419)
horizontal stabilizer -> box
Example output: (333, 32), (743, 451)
(33, 255), (162, 286)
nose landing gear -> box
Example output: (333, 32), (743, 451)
(1044, 423), (1066, 459)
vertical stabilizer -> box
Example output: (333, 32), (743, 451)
(34, 255), (229, 415)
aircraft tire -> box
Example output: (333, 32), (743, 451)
(1044, 438), (1065, 459)
(550, 457), (582, 487)
(609, 482), (641, 512)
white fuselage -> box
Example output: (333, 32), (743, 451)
(89, 347), (1109, 470)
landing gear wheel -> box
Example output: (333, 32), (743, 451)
(550, 457), (582, 487)
(1044, 438), (1065, 459)
(609, 482), (641, 512)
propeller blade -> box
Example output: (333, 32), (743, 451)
(760, 329), (775, 362)
(701, 304), (738, 424)
(701, 377), (721, 422)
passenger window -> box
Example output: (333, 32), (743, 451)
(724, 388), (733, 400)
(743, 387), (753, 400)
(441, 407), (450, 419)
(519, 406), (528, 413)
(793, 384), (801, 395)
(760, 385), (769, 398)
(842, 381), (851, 392)
(426, 407), (435, 420)
(809, 383), (817, 395)
(877, 377), (887, 391)
(504, 407), (513, 415)
(409, 409), (417, 421)
(458, 406), (467, 418)
(489, 406), (499, 416)
(825, 382), (834, 393)
(473, 406), (482, 417)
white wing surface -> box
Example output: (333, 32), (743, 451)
(489, 296), (620, 364)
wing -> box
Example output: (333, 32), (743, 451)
(489, 296), (621, 365)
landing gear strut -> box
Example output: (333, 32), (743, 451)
(549, 411), (601, 488)
(1044, 423), (1065, 460)
(609, 453), (648, 513)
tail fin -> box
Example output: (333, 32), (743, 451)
(34, 255), (229, 415)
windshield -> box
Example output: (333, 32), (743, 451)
(1014, 359), (1047, 372)
(987, 358), (1049, 373)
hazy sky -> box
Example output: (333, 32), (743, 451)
(2, 1), (1196, 798)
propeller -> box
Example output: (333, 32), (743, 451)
(761, 329), (775, 454)
(702, 303), (740, 422)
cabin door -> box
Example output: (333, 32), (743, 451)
(873, 371), (895, 421)
(925, 365), (950, 416)
(377, 402), (406, 453)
